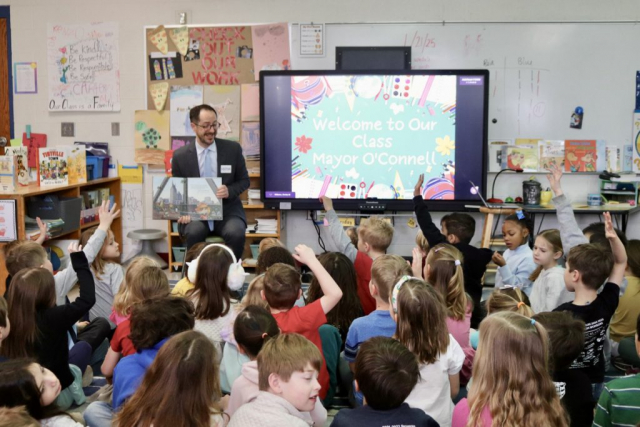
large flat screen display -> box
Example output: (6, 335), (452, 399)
(260, 70), (489, 211)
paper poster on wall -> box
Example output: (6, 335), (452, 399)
(171, 136), (195, 150)
(299, 24), (325, 57)
(241, 122), (260, 159)
(145, 26), (254, 109)
(134, 110), (170, 165)
(0, 200), (17, 242)
(13, 62), (37, 94)
(241, 84), (260, 121)
(121, 183), (143, 262)
(170, 86), (202, 136)
(251, 23), (291, 81)
(47, 22), (120, 111)
(203, 85), (240, 141)
(148, 52), (184, 81)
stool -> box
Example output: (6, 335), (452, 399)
(205, 236), (225, 244)
(479, 207), (517, 248)
(125, 229), (168, 269)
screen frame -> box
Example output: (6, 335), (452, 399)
(259, 69), (489, 212)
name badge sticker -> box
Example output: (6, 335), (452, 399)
(221, 165), (232, 173)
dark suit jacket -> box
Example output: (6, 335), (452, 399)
(172, 139), (250, 222)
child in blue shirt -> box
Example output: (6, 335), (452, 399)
(492, 211), (537, 294)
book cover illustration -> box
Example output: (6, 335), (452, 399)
(0, 156), (17, 192)
(5, 146), (29, 185)
(487, 139), (512, 172)
(66, 145), (87, 184)
(38, 147), (69, 186)
(624, 144), (633, 172)
(605, 146), (621, 172)
(539, 140), (565, 171)
(152, 177), (223, 221)
(501, 145), (538, 171)
(565, 140), (597, 172)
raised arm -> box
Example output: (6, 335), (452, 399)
(292, 244), (343, 314)
(321, 196), (358, 262)
(413, 174), (446, 247)
(546, 165), (588, 252)
(604, 212), (627, 286)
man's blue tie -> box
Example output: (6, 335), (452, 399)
(203, 148), (214, 231)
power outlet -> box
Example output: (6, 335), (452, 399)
(61, 122), (74, 137)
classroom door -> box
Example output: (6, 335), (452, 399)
(0, 18), (10, 144)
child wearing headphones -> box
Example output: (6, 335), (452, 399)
(186, 243), (247, 363)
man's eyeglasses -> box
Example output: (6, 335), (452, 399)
(194, 122), (220, 130)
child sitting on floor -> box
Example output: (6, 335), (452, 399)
(492, 211), (537, 294)
(529, 229), (572, 312)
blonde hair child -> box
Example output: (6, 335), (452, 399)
(79, 223), (124, 326)
(410, 231), (430, 278)
(391, 277), (465, 427)
(220, 274), (269, 392)
(426, 243), (474, 385)
(172, 242), (208, 297)
(452, 312), (568, 427)
(110, 256), (159, 325)
(529, 229), (572, 312)
(486, 286), (534, 317)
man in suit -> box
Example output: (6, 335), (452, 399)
(172, 104), (250, 259)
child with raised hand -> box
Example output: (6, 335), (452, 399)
(187, 244), (238, 361)
(171, 241), (207, 297)
(331, 337), (439, 427)
(529, 229), (572, 312)
(79, 202), (124, 327)
(553, 211), (626, 401)
(227, 305), (328, 425)
(228, 333), (323, 427)
(322, 195), (394, 315)
(426, 243), (474, 385)
(2, 243), (95, 410)
(413, 174), (493, 328)
(391, 277), (464, 427)
(0, 359), (83, 426)
(410, 231), (430, 278)
(492, 211), (537, 293)
(307, 251), (363, 345)
(263, 244), (343, 401)
(452, 312), (568, 427)
(110, 256), (159, 325)
(101, 264), (170, 379)
(533, 311), (593, 427)
(115, 330), (227, 427)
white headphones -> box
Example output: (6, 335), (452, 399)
(186, 243), (247, 291)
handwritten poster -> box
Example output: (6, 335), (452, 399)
(121, 184), (144, 262)
(47, 22), (120, 112)
(251, 23), (290, 80)
(13, 62), (37, 94)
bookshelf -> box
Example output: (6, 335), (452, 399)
(0, 177), (122, 294)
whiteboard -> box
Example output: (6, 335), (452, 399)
(291, 23), (639, 145)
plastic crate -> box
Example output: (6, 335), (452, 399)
(27, 195), (82, 234)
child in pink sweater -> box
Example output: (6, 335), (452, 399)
(226, 305), (327, 425)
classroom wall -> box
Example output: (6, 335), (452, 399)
(4, 0), (640, 256)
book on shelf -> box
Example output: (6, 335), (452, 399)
(256, 217), (278, 234)
(565, 140), (598, 172)
(38, 147), (69, 187)
(605, 146), (622, 172)
(501, 145), (538, 172)
(67, 145), (87, 185)
(623, 145), (633, 172)
(488, 139), (513, 172)
(0, 155), (17, 192)
(5, 146), (29, 185)
(539, 140), (565, 171)
(25, 216), (64, 240)
(152, 177), (223, 221)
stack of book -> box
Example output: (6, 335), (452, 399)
(256, 217), (277, 234)
(80, 187), (112, 225)
(25, 216), (64, 240)
(247, 189), (261, 205)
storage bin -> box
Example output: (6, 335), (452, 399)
(86, 157), (100, 181)
(27, 195), (82, 234)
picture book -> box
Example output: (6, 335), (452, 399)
(0, 156), (17, 192)
(5, 146), (29, 185)
(565, 140), (597, 172)
(66, 145), (87, 184)
(624, 144), (633, 172)
(38, 147), (69, 186)
(501, 144), (538, 172)
(152, 177), (223, 221)
(605, 146), (622, 172)
(488, 139), (512, 172)
(596, 140), (607, 172)
(539, 140), (565, 171)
